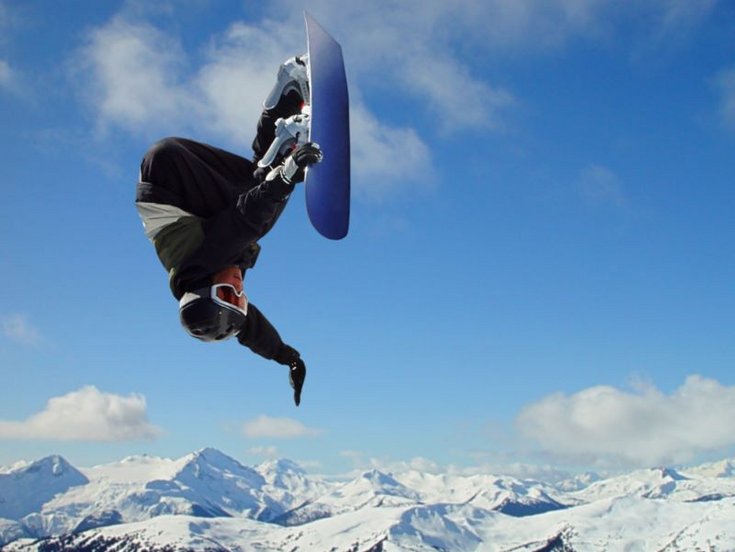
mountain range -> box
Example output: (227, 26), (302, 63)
(1, 449), (734, 550)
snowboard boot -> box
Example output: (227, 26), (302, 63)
(258, 106), (311, 168)
(263, 54), (310, 110)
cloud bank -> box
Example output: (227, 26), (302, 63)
(77, 16), (194, 136)
(69, 0), (723, 199)
(0, 386), (162, 442)
(73, 8), (435, 200)
(242, 415), (323, 439)
(517, 375), (735, 467)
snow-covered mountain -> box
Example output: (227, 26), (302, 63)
(274, 468), (422, 526)
(255, 457), (333, 520)
(2, 449), (734, 551)
(393, 470), (568, 516)
(0, 455), (87, 520)
(572, 465), (735, 503)
(683, 458), (735, 479)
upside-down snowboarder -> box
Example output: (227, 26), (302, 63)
(135, 56), (319, 406)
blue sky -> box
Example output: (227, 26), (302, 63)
(1, 0), (734, 477)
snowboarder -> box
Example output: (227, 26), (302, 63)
(136, 55), (319, 406)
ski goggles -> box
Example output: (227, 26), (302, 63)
(184, 283), (248, 316)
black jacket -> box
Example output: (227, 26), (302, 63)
(135, 133), (296, 361)
(137, 138), (293, 295)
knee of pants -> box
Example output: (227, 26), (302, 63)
(141, 137), (187, 181)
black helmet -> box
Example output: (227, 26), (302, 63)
(179, 286), (247, 342)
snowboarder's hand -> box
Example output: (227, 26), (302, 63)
(275, 345), (306, 406)
(292, 142), (323, 168)
(288, 358), (306, 407)
(282, 142), (323, 184)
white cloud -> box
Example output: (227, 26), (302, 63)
(73, 1), (722, 199)
(73, 11), (431, 199)
(74, 14), (298, 143)
(247, 445), (279, 459)
(453, 461), (580, 484)
(0, 58), (11, 87)
(337, 451), (441, 476)
(76, 15), (195, 136)
(0, 57), (29, 98)
(370, 456), (441, 474)
(402, 56), (516, 133)
(715, 67), (735, 129)
(274, 1), (518, 132)
(1, 314), (42, 346)
(242, 415), (323, 439)
(339, 449), (364, 461)
(0, 1), (15, 43)
(0, 386), (162, 442)
(578, 164), (627, 206)
(350, 101), (432, 201)
(516, 375), (735, 467)
(0, 1), (25, 96)
(649, 0), (719, 39)
(459, 0), (718, 49)
(194, 21), (288, 142)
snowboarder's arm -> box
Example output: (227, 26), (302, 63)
(237, 303), (306, 406)
(236, 302), (287, 360)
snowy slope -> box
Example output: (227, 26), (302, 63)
(6, 496), (735, 551)
(274, 469), (422, 526)
(394, 470), (568, 515)
(470, 495), (735, 551)
(572, 466), (735, 503)
(2, 450), (735, 551)
(254, 458), (334, 520)
(0, 448), (339, 541)
(683, 458), (735, 479)
(37, 449), (265, 534)
(0, 455), (88, 520)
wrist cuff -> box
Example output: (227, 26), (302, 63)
(274, 344), (300, 366)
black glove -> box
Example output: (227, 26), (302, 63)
(253, 165), (269, 182)
(292, 142), (323, 167)
(289, 358), (306, 407)
(281, 142), (323, 184)
(275, 345), (307, 406)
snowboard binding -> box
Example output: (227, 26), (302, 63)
(258, 107), (311, 168)
(263, 54), (310, 110)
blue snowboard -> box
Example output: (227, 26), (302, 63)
(304, 13), (350, 240)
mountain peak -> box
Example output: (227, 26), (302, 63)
(0, 455), (88, 520)
(259, 458), (305, 473)
(192, 447), (234, 462)
(12, 455), (85, 481)
(175, 448), (265, 490)
(361, 469), (399, 486)
(685, 459), (735, 479)
(351, 469), (421, 502)
(180, 448), (251, 474)
(655, 467), (687, 481)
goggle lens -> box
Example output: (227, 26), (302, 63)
(211, 284), (247, 315)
